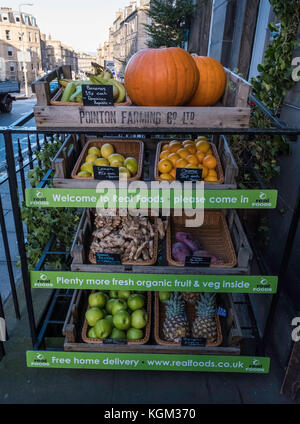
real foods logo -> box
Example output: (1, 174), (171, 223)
(253, 278), (273, 292)
(245, 359), (264, 372)
(30, 353), (50, 367)
(251, 192), (272, 208)
(29, 190), (49, 206)
(34, 273), (53, 287)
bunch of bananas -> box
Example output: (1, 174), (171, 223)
(58, 62), (126, 104)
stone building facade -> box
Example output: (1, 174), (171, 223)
(77, 51), (97, 75)
(0, 7), (42, 84)
(40, 34), (78, 74)
(99, 0), (151, 79)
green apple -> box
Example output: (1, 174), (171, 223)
(105, 314), (113, 325)
(94, 318), (113, 339)
(88, 291), (108, 308)
(113, 310), (131, 330)
(106, 298), (117, 314)
(159, 292), (171, 302)
(126, 328), (143, 340)
(87, 327), (97, 339)
(85, 307), (105, 327)
(111, 299), (127, 315)
(127, 293), (145, 311)
(131, 309), (148, 329)
(110, 328), (126, 339)
(118, 290), (132, 300)
(124, 157), (138, 176)
(109, 290), (119, 299)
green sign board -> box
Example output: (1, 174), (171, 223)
(26, 351), (270, 373)
(25, 188), (277, 209)
(30, 271), (278, 294)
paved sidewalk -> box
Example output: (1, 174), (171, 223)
(0, 179), (22, 303)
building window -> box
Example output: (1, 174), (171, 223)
(5, 30), (11, 40)
(2, 13), (8, 21)
(35, 33), (38, 43)
(15, 14), (20, 23)
(10, 62), (15, 72)
(8, 46), (13, 56)
(28, 32), (32, 42)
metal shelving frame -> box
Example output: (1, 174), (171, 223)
(1, 97), (300, 368)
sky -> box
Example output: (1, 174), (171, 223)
(6, 0), (132, 52)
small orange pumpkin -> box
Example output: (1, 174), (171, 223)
(187, 56), (226, 106)
(124, 47), (199, 106)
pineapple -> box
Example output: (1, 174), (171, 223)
(162, 292), (190, 342)
(192, 293), (217, 344)
(182, 292), (200, 305)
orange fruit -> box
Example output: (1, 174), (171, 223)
(162, 144), (170, 152)
(168, 153), (180, 166)
(206, 148), (213, 155)
(207, 169), (218, 178)
(186, 164), (198, 169)
(186, 155), (199, 166)
(203, 155), (217, 169)
(160, 150), (169, 160)
(196, 140), (210, 153)
(204, 175), (218, 182)
(169, 140), (181, 145)
(175, 158), (188, 168)
(196, 151), (205, 163)
(177, 148), (190, 159)
(182, 139), (194, 145)
(160, 173), (174, 181)
(169, 143), (182, 153)
(170, 168), (177, 179)
(158, 158), (173, 174)
(198, 165), (208, 178)
(186, 144), (197, 155)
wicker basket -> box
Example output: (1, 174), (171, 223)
(88, 215), (159, 266)
(82, 291), (152, 345)
(71, 139), (144, 181)
(50, 86), (132, 106)
(154, 292), (222, 347)
(166, 211), (237, 268)
(154, 140), (224, 184)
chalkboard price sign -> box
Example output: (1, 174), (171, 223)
(95, 253), (122, 265)
(82, 84), (114, 106)
(176, 167), (203, 182)
(185, 256), (211, 267)
(181, 337), (207, 347)
(93, 165), (119, 180)
(103, 338), (128, 345)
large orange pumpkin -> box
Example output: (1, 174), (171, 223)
(124, 47), (199, 106)
(187, 56), (226, 106)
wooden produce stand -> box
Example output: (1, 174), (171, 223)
(32, 65), (252, 131)
(24, 64), (277, 374)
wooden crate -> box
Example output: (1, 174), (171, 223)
(71, 209), (252, 275)
(70, 209), (160, 269)
(166, 210), (237, 268)
(63, 290), (243, 355)
(32, 65), (252, 130)
(154, 292), (223, 347)
(155, 139), (225, 184)
(51, 135), (238, 189)
(71, 138), (144, 182)
(81, 291), (152, 346)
